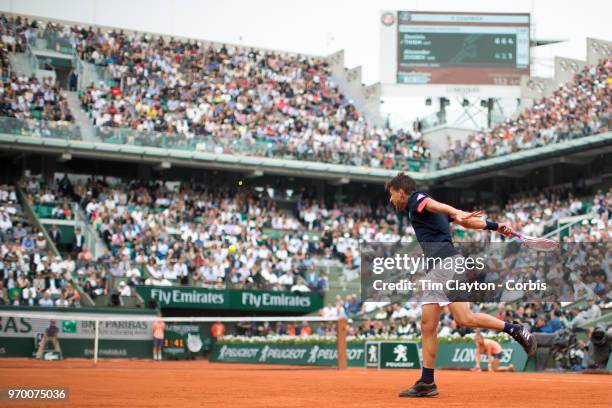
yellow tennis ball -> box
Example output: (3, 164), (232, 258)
(228, 244), (236, 255)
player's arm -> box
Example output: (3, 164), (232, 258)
(423, 199), (512, 235)
(487, 351), (494, 372)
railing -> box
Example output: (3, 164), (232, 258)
(72, 203), (107, 260)
(0, 116), (80, 140)
(542, 211), (595, 241)
(77, 59), (112, 90)
(93, 126), (432, 172)
(16, 186), (95, 307)
(30, 30), (75, 55)
(24, 41), (57, 82)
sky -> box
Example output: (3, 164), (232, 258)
(2, 0), (610, 127)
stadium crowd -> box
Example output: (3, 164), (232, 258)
(3, 14), (612, 173)
(0, 16), (74, 125)
(75, 35), (430, 168)
(14, 174), (611, 320)
(20, 177), (338, 295)
(439, 59), (612, 168)
(0, 74), (74, 122)
(0, 184), (81, 307)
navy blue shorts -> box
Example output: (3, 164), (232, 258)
(153, 338), (163, 346)
(492, 352), (504, 360)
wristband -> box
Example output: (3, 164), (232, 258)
(484, 220), (499, 231)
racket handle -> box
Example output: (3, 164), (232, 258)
(511, 231), (523, 239)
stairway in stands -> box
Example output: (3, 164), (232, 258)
(64, 91), (99, 142)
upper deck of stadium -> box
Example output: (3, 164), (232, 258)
(0, 13), (610, 185)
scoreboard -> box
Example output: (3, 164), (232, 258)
(395, 11), (530, 86)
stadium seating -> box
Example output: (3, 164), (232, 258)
(439, 58), (611, 168)
(0, 183), (81, 307)
(3, 14), (612, 174)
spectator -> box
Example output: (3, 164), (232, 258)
(38, 290), (54, 307)
(571, 298), (602, 328)
(72, 227), (85, 254)
(48, 224), (61, 247)
(119, 281), (131, 297)
(535, 310), (564, 333)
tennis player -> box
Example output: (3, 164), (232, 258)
(471, 331), (515, 372)
(385, 173), (536, 398)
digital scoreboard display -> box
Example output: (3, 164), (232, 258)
(397, 11), (530, 85)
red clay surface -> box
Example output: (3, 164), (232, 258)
(1, 359), (611, 408)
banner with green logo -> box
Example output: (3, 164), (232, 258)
(0, 314), (153, 358)
(365, 341), (421, 369)
(435, 342), (527, 371)
(136, 287), (322, 313)
(210, 343), (365, 367)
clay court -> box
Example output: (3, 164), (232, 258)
(1, 359), (611, 408)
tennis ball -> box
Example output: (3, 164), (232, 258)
(228, 244), (237, 255)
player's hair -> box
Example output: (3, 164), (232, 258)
(385, 172), (416, 195)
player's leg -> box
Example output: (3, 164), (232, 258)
(399, 303), (441, 398)
(51, 336), (61, 352)
(490, 358), (514, 372)
(448, 302), (537, 356)
(36, 335), (49, 359)
(153, 341), (158, 360)
(448, 302), (504, 330)
(420, 303), (442, 370)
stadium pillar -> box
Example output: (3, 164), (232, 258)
(42, 155), (57, 182)
(548, 166), (554, 188)
(137, 164), (151, 181)
(337, 318), (348, 370)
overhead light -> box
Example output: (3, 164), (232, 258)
(60, 152), (72, 161)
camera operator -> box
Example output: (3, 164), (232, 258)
(584, 325), (611, 369)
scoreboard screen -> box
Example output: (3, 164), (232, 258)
(397, 11), (530, 85)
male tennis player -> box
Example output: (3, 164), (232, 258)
(385, 173), (536, 398)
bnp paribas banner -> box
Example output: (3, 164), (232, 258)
(0, 315), (153, 358)
(210, 343), (365, 367)
(435, 342), (528, 371)
(136, 287), (322, 312)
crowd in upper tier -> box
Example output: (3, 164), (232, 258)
(439, 59), (612, 168)
(2, 14), (612, 171)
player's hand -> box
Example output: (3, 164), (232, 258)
(497, 222), (513, 236)
(454, 210), (483, 223)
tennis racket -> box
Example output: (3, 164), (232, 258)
(511, 231), (559, 252)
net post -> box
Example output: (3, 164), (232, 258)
(93, 319), (99, 366)
(337, 317), (347, 370)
